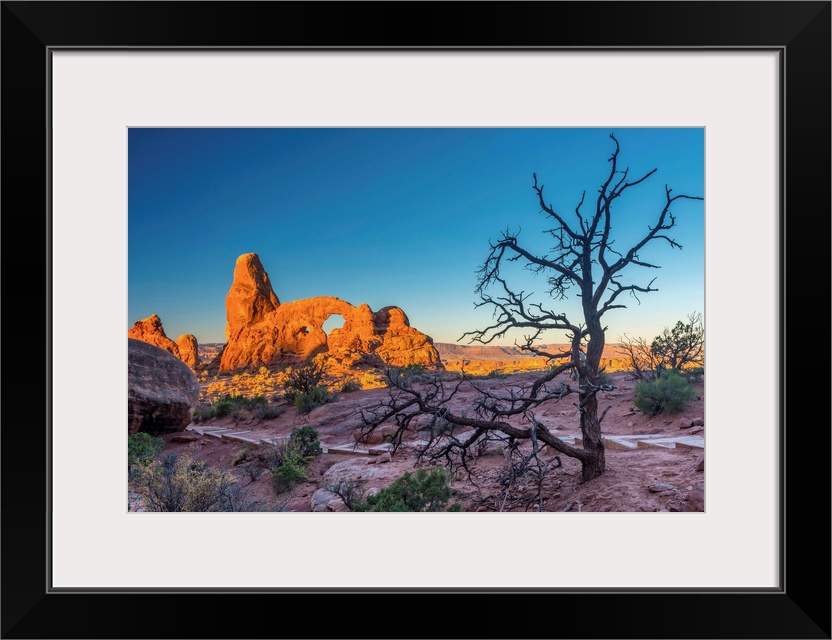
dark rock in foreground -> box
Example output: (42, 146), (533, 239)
(128, 338), (200, 434)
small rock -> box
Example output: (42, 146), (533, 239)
(690, 426), (704, 435)
(377, 452), (392, 464)
(326, 498), (348, 512)
(679, 418), (694, 429)
(364, 487), (380, 500)
(311, 489), (338, 512)
(696, 459), (705, 472)
(659, 490), (675, 497)
(599, 505), (613, 512)
(648, 482), (678, 493)
(668, 503), (683, 512)
(171, 434), (198, 443)
(692, 417), (705, 426)
(686, 487), (705, 511)
(627, 422), (634, 428)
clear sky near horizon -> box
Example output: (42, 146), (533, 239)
(128, 127), (704, 347)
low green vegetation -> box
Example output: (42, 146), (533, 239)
(597, 368), (612, 386)
(330, 467), (462, 512)
(292, 385), (332, 414)
(681, 366), (704, 383)
(633, 368), (696, 416)
(257, 426), (323, 495)
(131, 451), (252, 512)
(282, 361), (333, 413)
(128, 432), (165, 469)
(338, 377), (362, 392)
(386, 363), (436, 387)
(192, 394), (284, 423)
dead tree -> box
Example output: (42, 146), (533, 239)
(356, 133), (703, 484)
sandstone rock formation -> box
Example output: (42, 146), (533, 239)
(128, 314), (202, 369)
(218, 252), (442, 373)
(176, 334), (201, 368)
(225, 253), (280, 339)
(128, 314), (181, 359)
(128, 338), (200, 434)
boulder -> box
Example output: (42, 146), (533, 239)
(176, 334), (201, 368)
(686, 487), (705, 511)
(128, 338), (200, 434)
(217, 252), (443, 373)
(128, 314), (181, 358)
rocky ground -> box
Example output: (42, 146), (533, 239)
(143, 369), (705, 513)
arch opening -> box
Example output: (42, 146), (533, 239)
(322, 314), (345, 335)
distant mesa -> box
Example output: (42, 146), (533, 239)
(217, 252), (443, 374)
(128, 313), (201, 370)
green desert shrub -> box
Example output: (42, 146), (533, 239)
(264, 426), (323, 494)
(681, 366), (704, 383)
(339, 377), (362, 392)
(633, 369), (696, 416)
(281, 360), (333, 412)
(353, 467), (462, 512)
(282, 361), (328, 403)
(293, 386), (332, 414)
(387, 362), (436, 386)
(193, 394), (283, 423)
(131, 451), (251, 512)
(289, 425), (323, 457)
(270, 443), (310, 493)
(128, 432), (165, 468)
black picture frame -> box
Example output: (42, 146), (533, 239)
(2, 2), (829, 638)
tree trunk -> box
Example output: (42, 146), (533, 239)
(579, 393), (606, 481)
(579, 315), (606, 481)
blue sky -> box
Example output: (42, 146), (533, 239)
(128, 128), (704, 346)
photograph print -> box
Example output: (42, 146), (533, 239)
(127, 127), (705, 514)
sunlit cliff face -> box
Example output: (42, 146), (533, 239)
(218, 253), (443, 374)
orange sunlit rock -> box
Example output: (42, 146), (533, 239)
(176, 333), (201, 369)
(217, 253), (442, 373)
(127, 313), (181, 359)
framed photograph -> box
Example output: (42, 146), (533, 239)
(3, 2), (829, 638)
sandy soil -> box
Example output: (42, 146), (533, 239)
(145, 370), (705, 513)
